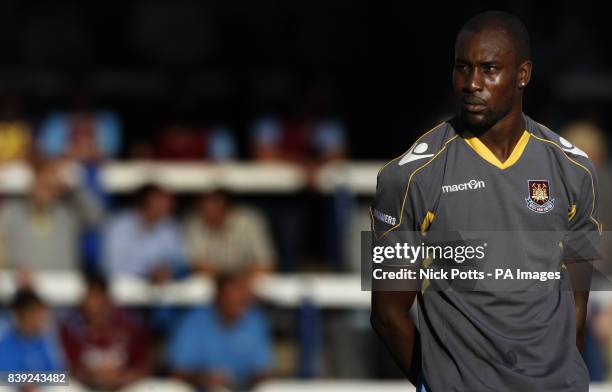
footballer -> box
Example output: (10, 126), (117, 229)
(370, 11), (601, 392)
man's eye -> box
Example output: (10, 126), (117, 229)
(484, 65), (497, 73)
(455, 64), (468, 72)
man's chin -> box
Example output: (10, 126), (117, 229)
(461, 111), (491, 131)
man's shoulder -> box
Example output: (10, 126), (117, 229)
(177, 307), (216, 333)
(526, 116), (597, 177)
(0, 323), (17, 346)
(107, 210), (137, 229)
(377, 120), (458, 187)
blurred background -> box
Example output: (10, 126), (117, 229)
(0, 1), (611, 391)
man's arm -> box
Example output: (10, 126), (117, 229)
(371, 290), (420, 384)
(565, 261), (593, 352)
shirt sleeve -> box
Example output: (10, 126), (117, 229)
(563, 168), (602, 262)
(370, 165), (429, 292)
(242, 210), (277, 267)
(370, 166), (427, 240)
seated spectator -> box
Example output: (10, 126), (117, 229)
(60, 274), (152, 390)
(250, 114), (346, 163)
(102, 184), (186, 281)
(167, 273), (273, 390)
(130, 89), (236, 161)
(250, 81), (347, 164)
(0, 159), (103, 271)
(0, 95), (32, 163)
(154, 124), (236, 161)
(250, 85), (350, 271)
(184, 190), (276, 277)
(0, 288), (64, 371)
(37, 94), (121, 164)
(37, 92), (120, 273)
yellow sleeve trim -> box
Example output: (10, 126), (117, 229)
(568, 204), (577, 221)
(420, 211), (435, 235)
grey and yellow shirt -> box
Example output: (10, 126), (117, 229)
(371, 114), (601, 391)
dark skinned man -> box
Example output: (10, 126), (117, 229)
(370, 11), (600, 392)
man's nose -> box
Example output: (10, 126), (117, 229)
(463, 68), (483, 93)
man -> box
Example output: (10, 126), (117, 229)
(102, 184), (186, 282)
(0, 288), (64, 372)
(60, 274), (152, 390)
(184, 189), (276, 277)
(0, 159), (103, 271)
(167, 273), (273, 390)
(370, 11), (601, 392)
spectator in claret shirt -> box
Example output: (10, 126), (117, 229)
(102, 184), (187, 282)
(130, 88), (236, 162)
(167, 273), (273, 391)
(60, 274), (152, 391)
(0, 288), (64, 372)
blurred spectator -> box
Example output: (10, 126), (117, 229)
(561, 121), (609, 169)
(167, 273), (273, 390)
(60, 274), (152, 390)
(250, 116), (346, 163)
(250, 81), (347, 164)
(37, 91), (121, 273)
(0, 95), (32, 163)
(0, 159), (103, 271)
(37, 95), (121, 164)
(593, 303), (612, 380)
(184, 190), (276, 277)
(250, 82), (350, 271)
(0, 288), (64, 371)
(154, 125), (236, 161)
(131, 87), (236, 161)
(102, 184), (186, 282)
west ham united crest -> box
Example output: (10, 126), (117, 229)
(525, 180), (555, 213)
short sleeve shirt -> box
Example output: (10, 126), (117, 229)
(371, 114), (601, 392)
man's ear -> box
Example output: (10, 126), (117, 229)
(518, 60), (532, 89)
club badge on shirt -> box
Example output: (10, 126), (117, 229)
(525, 180), (555, 213)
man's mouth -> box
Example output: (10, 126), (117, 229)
(462, 98), (487, 113)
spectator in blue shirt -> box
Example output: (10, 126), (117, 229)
(167, 273), (273, 390)
(102, 184), (187, 282)
(0, 288), (64, 372)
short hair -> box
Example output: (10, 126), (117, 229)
(84, 272), (109, 293)
(11, 288), (45, 313)
(133, 183), (167, 206)
(458, 11), (531, 63)
(214, 272), (245, 295)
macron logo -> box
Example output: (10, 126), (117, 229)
(442, 179), (486, 193)
(399, 142), (434, 165)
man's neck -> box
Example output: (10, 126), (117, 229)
(470, 109), (526, 163)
